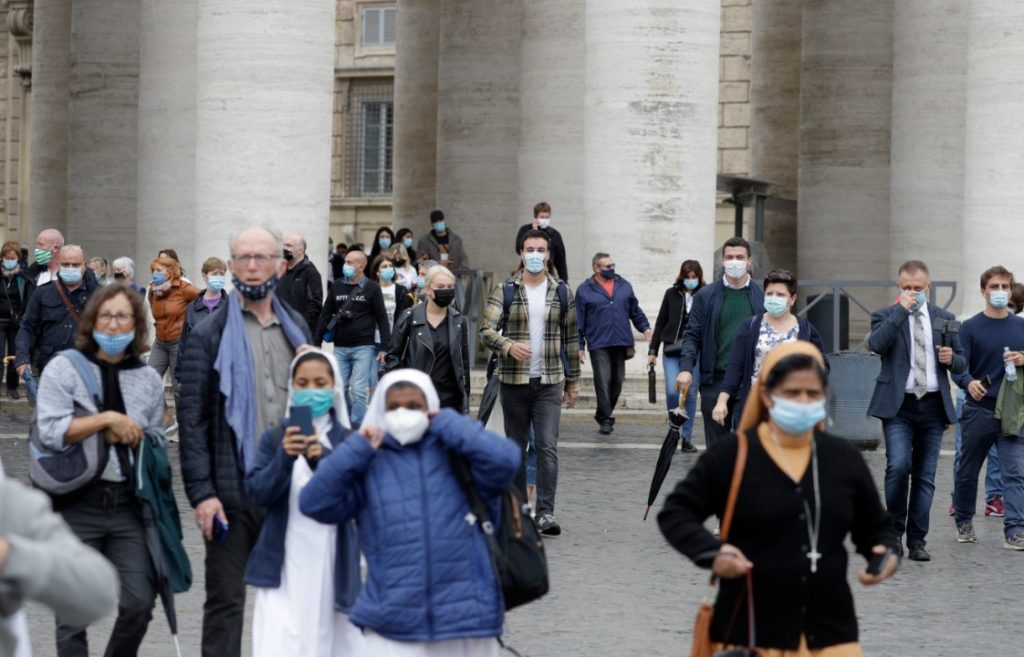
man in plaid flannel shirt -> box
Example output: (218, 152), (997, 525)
(480, 230), (580, 536)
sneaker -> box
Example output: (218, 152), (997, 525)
(956, 522), (977, 543)
(985, 496), (1006, 517)
(679, 439), (698, 453)
(598, 421), (613, 435)
(536, 513), (561, 537)
(907, 546), (931, 562)
(948, 504), (955, 517)
(1004, 531), (1024, 551)
(166, 422), (178, 434)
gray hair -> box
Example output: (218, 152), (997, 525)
(61, 244), (85, 259)
(229, 226), (284, 256)
(592, 252), (610, 267)
(39, 228), (65, 249)
(419, 259), (439, 273)
(112, 256), (135, 278)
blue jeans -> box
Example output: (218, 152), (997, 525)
(882, 394), (946, 548)
(662, 355), (698, 440)
(334, 345), (377, 428)
(954, 388), (1001, 499)
(954, 404), (1024, 538)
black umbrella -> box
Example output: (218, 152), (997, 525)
(643, 383), (691, 520)
(143, 521), (184, 657)
(476, 372), (501, 425)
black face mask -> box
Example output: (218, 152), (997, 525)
(433, 288), (456, 308)
(114, 273), (126, 281)
(283, 249), (294, 262)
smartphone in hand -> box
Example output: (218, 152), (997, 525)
(289, 405), (314, 436)
(212, 515), (230, 545)
(866, 548), (895, 575)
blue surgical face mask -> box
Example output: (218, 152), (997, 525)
(599, 268), (615, 280)
(292, 387), (334, 418)
(417, 276), (426, 289)
(2, 258), (17, 271)
(378, 237), (392, 249)
(915, 291), (927, 308)
(93, 330), (134, 357)
(206, 275), (226, 292)
(769, 396), (827, 435)
(342, 264), (357, 280)
(403, 237), (414, 249)
(379, 267), (395, 282)
(764, 296), (789, 318)
(523, 252), (546, 274)
(59, 267), (83, 285)
(990, 290), (1010, 310)
(433, 221), (446, 234)
(683, 278), (698, 290)
(152, 271), (167, 285)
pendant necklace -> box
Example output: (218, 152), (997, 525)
(771, 430), (822, 574)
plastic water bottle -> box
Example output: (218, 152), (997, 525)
(1005, 347), (1018, 382)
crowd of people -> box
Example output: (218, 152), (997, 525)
(1, 204), (1021, 657)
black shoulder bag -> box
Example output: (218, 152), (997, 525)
(449, 452), (549, 611)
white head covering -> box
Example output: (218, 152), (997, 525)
(362, 369), (440, 429)
(285, 348), (351, 432)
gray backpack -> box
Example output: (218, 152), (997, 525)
(28, 350), (110, 495)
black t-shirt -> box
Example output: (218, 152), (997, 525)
(429, 318), (461, 409)
(434, 231), (450, 247)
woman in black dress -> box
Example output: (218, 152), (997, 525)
(658, 341), (898, 656)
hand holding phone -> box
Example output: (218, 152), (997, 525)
(212, 515), (230, 545)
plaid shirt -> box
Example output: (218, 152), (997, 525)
(479, 272), (581, 391)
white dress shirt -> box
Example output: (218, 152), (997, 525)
(905, 305), (939, 393)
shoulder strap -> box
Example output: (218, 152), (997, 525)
(53, 281), (81, 324)
(448, 450), (505, 561)
(556, 280), (568, 329)
(59, 349), (103, 409)
(719, 431), (748, 542)
(499, 278), (515, 334)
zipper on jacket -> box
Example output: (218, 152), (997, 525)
(416, 448), (436, 639)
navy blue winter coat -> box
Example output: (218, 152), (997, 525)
(575, 275), (651, 351)
(243, 416), (361, 613)
(299, 408), (520, 642)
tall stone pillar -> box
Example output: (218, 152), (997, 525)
(67, 0), (139, 260)
(195, 0), (336, 280)
(137, 0), (198, 274)
(890, 0), (966, 310)
(518, 0), (585, 281)
(435, 0), (521, 273)
(749, 0), (801, 274)
(583, 0), (719, 312)
(392, 0), (440, 232)
(963, 1), (1024, 315)
(28, 0), (70, 239)
(798, 0), (892, 318)
(7, 1), (34, 245)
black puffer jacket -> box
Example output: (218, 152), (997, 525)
(383, 303), (470, 413)
(277, 258), (323, 334)
(177, 294), (311, 512)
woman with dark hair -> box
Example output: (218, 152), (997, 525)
(35, 284), (166, 655)
(367, 227), (396, 264)
(659, 341), (898, 656)
(395, 227), (417, 264)
(648, 259), (705, 450)
(712, 269), (826, 429)
(0, 240), (33, 399)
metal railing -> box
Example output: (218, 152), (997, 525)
(450, 268), (494, 366)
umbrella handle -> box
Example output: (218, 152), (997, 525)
(675, 382), (690, 405)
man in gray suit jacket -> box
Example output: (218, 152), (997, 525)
(868, 260), (966, 562)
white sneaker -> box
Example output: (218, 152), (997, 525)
(165, 422), (179, 441)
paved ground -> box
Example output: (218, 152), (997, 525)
(2, 415), (1022, 657)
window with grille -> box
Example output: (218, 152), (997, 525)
(361, 5), (397, 47)
(344, 83), (394, 197)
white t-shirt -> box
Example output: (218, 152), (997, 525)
(376, 284), (397, 343)
(525, 279), (549, 377)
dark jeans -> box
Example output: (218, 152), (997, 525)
(954, 404), (1024, 538)
(700, 373), (733, 449)
(501, 379), (563, 516)
(0, 322), (17, 390)
(590, 347), (627, 425)
(882, 393), (946, 548)
(56, 482), (156, 657)
(202, 504), (264, 657)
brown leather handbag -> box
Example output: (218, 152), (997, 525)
(690, 432), (749, 657)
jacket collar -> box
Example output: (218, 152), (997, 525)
(410, 302), (460, 327)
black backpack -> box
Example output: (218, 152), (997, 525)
(449, 452), (549, 611)
(487, 276), (571, 380)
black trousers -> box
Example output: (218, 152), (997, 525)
(700, 372), (734, 449)
(0, 322), (18, 390)
(56, 482), (156, 657)
(591, 346), (628, 425)
(201, 504), (264, 657)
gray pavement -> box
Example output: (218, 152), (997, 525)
(2, 415), (1022, 657)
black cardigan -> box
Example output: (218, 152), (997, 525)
(658, 430), (896, 650)
(649, 284), (696, 356)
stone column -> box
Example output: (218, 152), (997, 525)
(583, 0), (719, 311)
(28, 0), (70, 238)
(67, 0), (139, 260)
(798, 0), (892, 317)
(195, 0), (336, 280)
(392, 0), (440, 232)
(890, 0), (966, 310)
(7, 1), (34, 244)
(963, 1), (1024, 315)
(748, 0), (801, 274)
(434, 0), (521, 273)
(137, 0), (197, 274)
(518, 0), (585, 281)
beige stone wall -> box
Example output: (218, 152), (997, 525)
(718, 0), (751, 176)
(0, 29), (13, 242)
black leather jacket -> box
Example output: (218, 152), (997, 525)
(384, 304), (470, 413)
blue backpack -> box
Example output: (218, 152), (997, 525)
(28, 350), (111, 495)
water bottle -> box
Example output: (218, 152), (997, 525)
(1005, 347), (1018, 382)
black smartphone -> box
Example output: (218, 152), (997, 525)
(981, 375), (993, 392)
(212, 515), (229, 545)
(288, 405), (314, 436)
(866, 548), (895, 575)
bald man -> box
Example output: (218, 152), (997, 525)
(277, 232), (323, 332)
(15, 245), (97, 374)
(27, 228), (65, 286)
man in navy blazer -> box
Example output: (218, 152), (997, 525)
(868, 260), (966, 562)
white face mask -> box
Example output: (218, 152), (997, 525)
(537, 218), (551, 229)
(723, 259), (748, 280)
(384, 407), (430, 446)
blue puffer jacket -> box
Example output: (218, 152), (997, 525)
(576, 275), (651, 352)
(299, 408), (520, 643)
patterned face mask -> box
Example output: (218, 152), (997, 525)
(232, 273), (279, 301)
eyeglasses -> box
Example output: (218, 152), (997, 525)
(97, 312), (135, 326)
(232, 254), (280, 265)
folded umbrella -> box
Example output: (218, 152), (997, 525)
(643, 383), (690, 521)
(21, 370), (37, 404)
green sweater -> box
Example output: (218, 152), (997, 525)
(715, 286), (754, 372)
